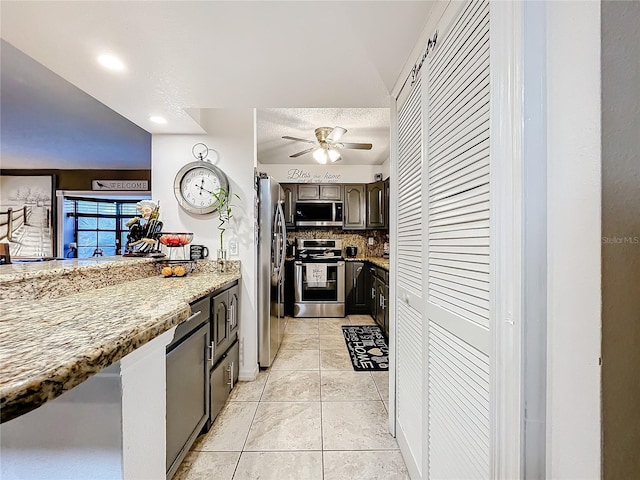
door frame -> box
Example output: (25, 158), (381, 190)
(489, 1), (527, 478)
(388, 1), (534, 478)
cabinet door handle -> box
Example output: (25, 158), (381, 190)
(227, 362), (234, 389)
(381, 296), (387, 309)
(208, 341), (215, 366)
(371, 287), (375, 299)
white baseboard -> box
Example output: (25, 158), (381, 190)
(238, 363), (259, 381)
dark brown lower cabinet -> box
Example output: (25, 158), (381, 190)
(361, 264), (389, 337)
(208, 282), (240, 428)
(166, 281), (240, 480)
(367, 265), (377, 320)
(346, 261), (368, 314)
(374, 276), (389, 337)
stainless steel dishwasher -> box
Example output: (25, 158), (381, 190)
(166, 297), (210, 480)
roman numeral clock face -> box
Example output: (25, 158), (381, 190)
(173, 161), (229, 215)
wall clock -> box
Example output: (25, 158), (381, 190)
(173, 144), (229, 215)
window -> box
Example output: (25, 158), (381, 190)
(65, 198), (141, 258)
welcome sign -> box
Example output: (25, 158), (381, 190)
(92, 180), (149, 191)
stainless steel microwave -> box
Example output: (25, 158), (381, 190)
(295, 201), (343, 227)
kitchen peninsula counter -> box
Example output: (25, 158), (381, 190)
(0, 257), (240, 423)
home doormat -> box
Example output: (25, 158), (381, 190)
(342, 325), (389, 371)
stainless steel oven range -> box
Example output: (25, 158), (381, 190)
(294, 238), (345, 318)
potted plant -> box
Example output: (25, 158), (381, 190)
(211, 187), (239, 272)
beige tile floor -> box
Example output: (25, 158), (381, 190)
(174, 315), (410, 480)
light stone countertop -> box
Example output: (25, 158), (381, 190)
(0, 256), (157, 281)
(0, 263), (240, 423)
(0, 256), (159, 301)
(287, 256), (389, 271)
(345, 256), (390, 271)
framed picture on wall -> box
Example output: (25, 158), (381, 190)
(0, 174), (56, 258)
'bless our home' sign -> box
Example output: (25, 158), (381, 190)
(287, 169), (341, 183)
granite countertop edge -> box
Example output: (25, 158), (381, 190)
(0, 305), (192, 424)
(0, 256), (158, 284)
(286, 256), (389, 270)
(0, 269), (241, 424)
(344, 256), (390, 270)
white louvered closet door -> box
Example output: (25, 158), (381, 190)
(425, 0), (491, 478)
(396, 75), (426, 477)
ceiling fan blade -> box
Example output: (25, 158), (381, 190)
(289, 147), (315, 158)
(326, 126), (347, 143)
(282, 135), (316, 145)
(340, 142), (373, 150)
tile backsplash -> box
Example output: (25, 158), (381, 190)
(287, 228), (388, 258)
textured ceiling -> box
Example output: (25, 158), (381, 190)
(257, 108), (390, 165)
(0, 1), (432, 168)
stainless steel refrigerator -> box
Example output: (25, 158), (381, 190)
(257, 175), (287, 368)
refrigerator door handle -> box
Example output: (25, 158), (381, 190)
(276, 202), (287, 282)
(273, 231), (280, 276)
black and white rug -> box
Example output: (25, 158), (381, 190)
(342, 325), (389, 371)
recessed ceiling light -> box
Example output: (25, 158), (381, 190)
(97, 54), (125, 71)
(149, 116), (167, 124)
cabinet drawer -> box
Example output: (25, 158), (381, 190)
(368, 265), (377, 278)
(190, 296), (211, 321)
(209, 355), (227, 423)
(210, 340), (239, 423)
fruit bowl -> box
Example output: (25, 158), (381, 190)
(155, 260), (197, 277)
(157, 232), (194, 247)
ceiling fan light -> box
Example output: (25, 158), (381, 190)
(328, 148), (341, 162)
(313, 148), (328, 164)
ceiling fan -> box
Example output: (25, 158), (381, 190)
(282, 126), (373, 164)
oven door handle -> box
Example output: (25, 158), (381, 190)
(297, 261), (344, 267)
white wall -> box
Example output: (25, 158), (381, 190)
(0, 365), (123, 479)
(546, 2), (601, 478)
(153, 108), (258, 379)
(381, 157), (390, 180)
(258, 163), (384, 184)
